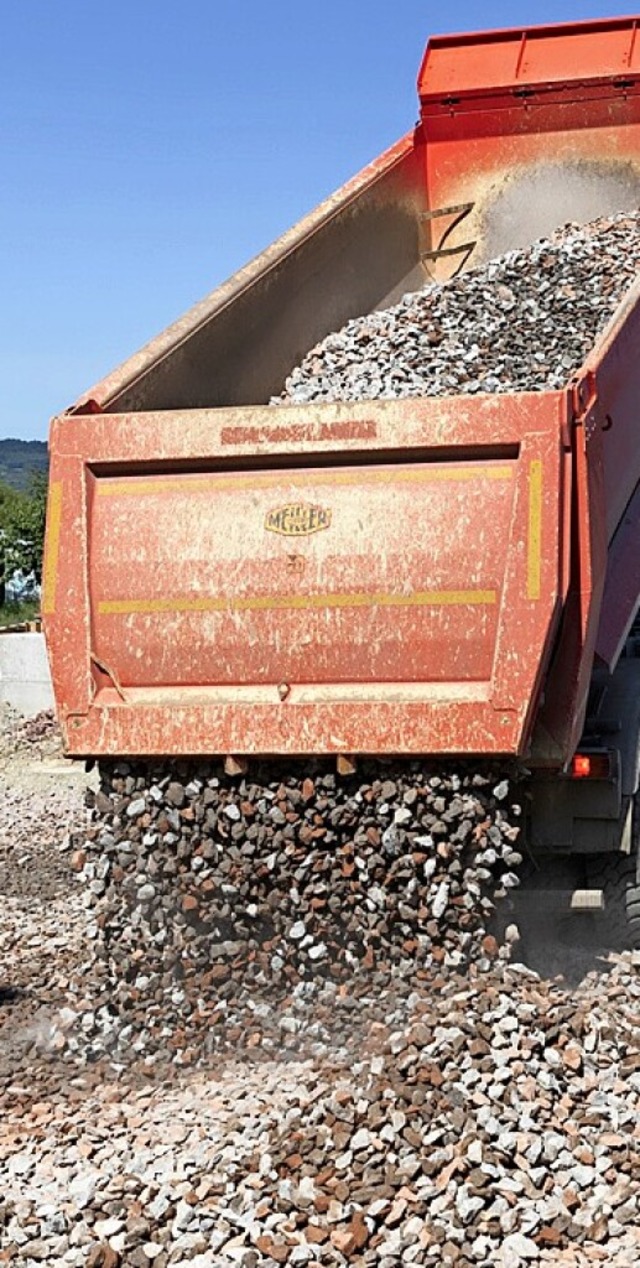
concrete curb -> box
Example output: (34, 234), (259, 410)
(0, 631), (54, 716)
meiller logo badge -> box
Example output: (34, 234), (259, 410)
(265, 502), (332, 536)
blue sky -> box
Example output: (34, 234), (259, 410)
(1, 1), (637, 441)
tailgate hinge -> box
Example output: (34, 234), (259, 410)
(570, 371), (598, 424)
(567, 371), (601, 449)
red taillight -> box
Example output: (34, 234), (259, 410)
(573, 755), (592, 777)
(571, 753), (612, 779)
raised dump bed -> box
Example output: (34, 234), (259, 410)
(43, 17), (640, 764)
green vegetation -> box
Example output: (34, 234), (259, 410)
(0, 438), (50, 621)
(0, 471), (48, 612)
(0, 598), (40, 628)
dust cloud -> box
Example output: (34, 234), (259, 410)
(476, 160), (640, 262)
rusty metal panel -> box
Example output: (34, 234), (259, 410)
(89, 462), (510, 689)
(529, 272), (640, 762)
(595, 477), (640, 671)
(43, 394), (567, 758)
(557, 274), (640, 683)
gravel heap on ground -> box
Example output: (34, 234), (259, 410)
(14, 708), (60, 749)
(0, 704), (61, 761)
(3, 745), (640, 1266)
(0, 740), (91, 1080)
(1, 739), (638, 1268)
(4, 952), (640, 1267)
(27, 764), (632, 1267)
(276, 211), (640, 404)
(69, 760), (522, 1064)
(0, 782), (77, 907)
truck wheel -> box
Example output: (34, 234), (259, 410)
(587, 846), (640, 949)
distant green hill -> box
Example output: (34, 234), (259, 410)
(0, 439), (48, 491)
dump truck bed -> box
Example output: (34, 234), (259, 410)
(43, 16), (640, 764)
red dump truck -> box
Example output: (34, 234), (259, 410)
(43, 17), (640, 941)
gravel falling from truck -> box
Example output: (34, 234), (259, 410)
(75, 760), (523, 1063)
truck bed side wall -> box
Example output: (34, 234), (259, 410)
(78, 136), (427, 415)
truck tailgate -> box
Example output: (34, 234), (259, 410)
(43, 394), (568, 757)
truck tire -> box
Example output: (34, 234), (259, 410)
(587, 813), (640, 948)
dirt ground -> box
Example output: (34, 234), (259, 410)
(0, 711), (97, 1091)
